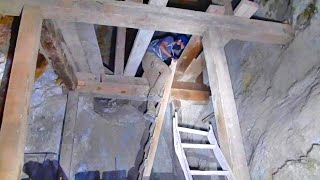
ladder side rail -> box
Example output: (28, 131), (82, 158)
(208, 125), (236, 180)
(173, 112), (193, 180)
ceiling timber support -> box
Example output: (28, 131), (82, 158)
(0, 1), (293, 44)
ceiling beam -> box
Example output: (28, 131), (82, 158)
(0, 0), (293, 44)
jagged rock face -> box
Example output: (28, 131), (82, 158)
(225, 2), (320, 179)
(25, 67), (66, 162)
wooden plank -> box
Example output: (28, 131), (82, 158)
(55, 21), (90, 72)
(171, 81), (210, 101)
(143, 61), (177, 178)
(0, 6), (43, 179)
(180, 0), (259, 82)
(41, 20), (78, 90)
(75, 73), (159, 101)
(223, 0), (233, 15)
(59, 91), (79, 178)
(202, 29), (250, 180)
(0, 1), (293, 44)
(234, 0), (259, 18)
(114, 27), (126, 75)
(179, 52), (205, 82)
(124, 0), (168, 76)
(76, 22), (107, 74)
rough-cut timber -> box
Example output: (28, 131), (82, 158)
(202, 29), (250, 180)
(175, 5), (225, 81)
(115, 27), (126, 75)
(0, 6), (43, 179)
(41, 20), (78, 90)
(223, 0), (233, 15)
(76, 23), (107, 74)
(180, 1), (259, 82)
(0, 0), (293, 44)
(143, 62), (177, 179)
(179, 52), (205, 82)
(55, 21), (90, 72)
(171, 81), (210, 102)
(76, 72), (160, 101)
(59, 91), (79, 179)
(124, 0), (168, 76)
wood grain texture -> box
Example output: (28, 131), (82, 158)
(0, 1), (293, 44)
(0, 6), (43, 179)
(41, 20), (78, 90)
(202, 29), (250, 180)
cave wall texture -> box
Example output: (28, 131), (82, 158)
(225, 0), (320, 179)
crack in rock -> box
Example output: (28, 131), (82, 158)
(272, 143), (320, 177)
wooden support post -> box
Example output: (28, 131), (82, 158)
(55, 21), (90, 72)
(180, 0), (259, 82)
(143, 62), (177, 179)
(59, 91), (79, 179)
(202, 29), (250, 180)
(41, 20), (78, 90)
(124, 0), (168, 76)
(0, 6), (43, 179)
(223, 0), (233, 15)
(175, 5), (224, 80)
(114, 27), (126, 75)
(76, 23), (108, 74)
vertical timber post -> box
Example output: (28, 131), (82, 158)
(0, 5), (43, 179)
(59, 91), (79, 178)
(202, 29), (250, 180)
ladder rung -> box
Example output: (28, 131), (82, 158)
(177, 127), (208, 136)
(181, 143), (216, 149)
(190, 170), (230, 176)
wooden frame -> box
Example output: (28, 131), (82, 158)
(0, 1), (294, 179)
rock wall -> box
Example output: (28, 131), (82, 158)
(225, 1), (320, 179)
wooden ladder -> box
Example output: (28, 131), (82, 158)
(173, 112), (235, 180)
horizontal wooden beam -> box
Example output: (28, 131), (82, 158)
(0, 0), (293, 44)
(76, 72), (208, 101)
(171, 81), (210, 101)
(76, 72), (160, 101)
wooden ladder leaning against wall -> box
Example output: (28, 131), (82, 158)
(173, 111), (235, 180)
